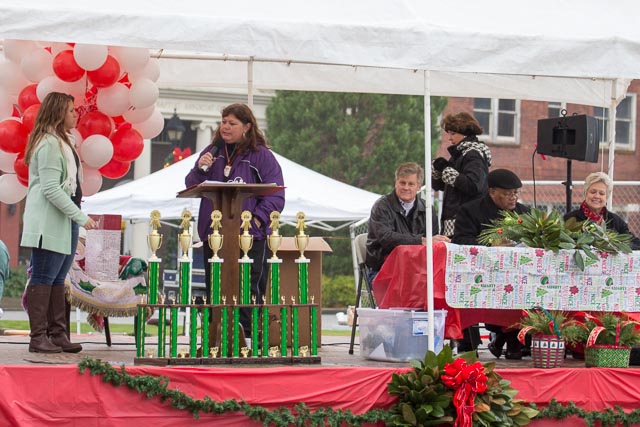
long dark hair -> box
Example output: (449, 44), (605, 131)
(211, 103), (269, 155)
(24, 92), (74, 164)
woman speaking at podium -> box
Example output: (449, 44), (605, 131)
(185, 103), (285, 338)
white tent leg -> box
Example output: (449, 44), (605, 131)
(247, 56), (254, 108)
(607, 79), (618, 208)
(423, 70), (435, 353)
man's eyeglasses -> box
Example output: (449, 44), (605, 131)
(497, 189), (521, 199)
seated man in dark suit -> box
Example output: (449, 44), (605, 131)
(453, 168), (530, 359)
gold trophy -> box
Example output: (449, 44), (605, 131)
(208, 210), (224, 259)
(147, 210), (163, 261)
(239, 210), (254, 260)
(178, 209), (192, 260)
(267, 211), (282, 260)
(294, 211), (309, 260)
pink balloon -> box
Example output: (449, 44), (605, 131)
(0, 150), (18, 173)
(20, 48), (53, 83)
(132, 108), (164, 139)
(53, 50), (86, 82)
(96, 83), (130, 117)
(79, 134), (113, 168)
(73, 44), (108, 71)
(111, 127), (144, 161)
(129, 78), (158, 109)
(36, 76), (67, 102)
(81, 167), (103, 196)
(0, 174), (27, 203)
(127, 58), (160, 83)
(3, 39), (39, 64)
(122, 104), (154, 124)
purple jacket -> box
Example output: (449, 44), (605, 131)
(185, 142), (285, 241)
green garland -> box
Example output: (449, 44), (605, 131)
(77, 357), (390, 425)
(77, 357), (640, 427)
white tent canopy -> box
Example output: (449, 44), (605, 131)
(1, 0), (639, 106)
(81, 152), (381, 231)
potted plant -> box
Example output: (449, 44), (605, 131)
(572, 312), (640, 368)
(517, 308), (585, 368)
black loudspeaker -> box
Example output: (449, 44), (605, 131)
(537, 114), (599, 163)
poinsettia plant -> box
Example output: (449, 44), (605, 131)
(477, 208), (633, 270)
(387, 345), (538, 426)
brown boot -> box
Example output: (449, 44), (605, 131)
(48, 285), (82, 353)
(26, 285), (62, 353)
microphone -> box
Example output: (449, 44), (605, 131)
(200, 140), (224, 172)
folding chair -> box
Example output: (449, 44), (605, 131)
(349, 233), (376, 354)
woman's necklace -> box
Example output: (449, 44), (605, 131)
(223, 143), (236, 177)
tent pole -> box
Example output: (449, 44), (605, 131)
(247, 56), (254, 108)
(424, 70), (435, 353)
(607, 79), (618, 208)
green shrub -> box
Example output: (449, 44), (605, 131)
(322, 274), (355, 308)
(4, 267), (27, 298)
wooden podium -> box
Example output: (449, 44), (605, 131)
(177, 182), (284, 350)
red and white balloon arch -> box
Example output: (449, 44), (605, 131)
(0, 40), (163, 204)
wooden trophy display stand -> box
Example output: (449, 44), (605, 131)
(177, 182), (285, 354)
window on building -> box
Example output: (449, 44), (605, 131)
(547, 102), (567, 118)
(473, 98), (519, 144)
(593, 94), (636, 150)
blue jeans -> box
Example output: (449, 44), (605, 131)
(30, 222), (79, 286)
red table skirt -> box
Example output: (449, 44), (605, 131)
(372, 242), (522, 339)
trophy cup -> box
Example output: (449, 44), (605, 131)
(208, 210), (224, 259)
(147, 210), (163, 261)
(267, 211), (282, 260)
(239, 211), (254, 260)
(178, 209), (192, 260)
(294, 211), (309, 260)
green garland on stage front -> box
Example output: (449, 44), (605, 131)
(77, 357), (390, 425)
(77, 357), (640, 427)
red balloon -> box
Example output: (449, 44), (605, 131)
(22, 103), (40, 131)
(18, 84), (39, 111)
(99, 158), (130, 179)
(87, 55), (120, 88)
(77, 110), (112, 139)
(53, 50), (86, 82)
(111, 127), (143, 161)
(17, 173), (29, 187)
(14, 152), (29, 183)
(0, 120), (30, 153)
(12, 106), (20, 118)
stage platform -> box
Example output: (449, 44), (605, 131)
(0, 333), (638, 426)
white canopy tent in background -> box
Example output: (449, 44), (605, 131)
(3, 0), (640, 350)
(82, 152), (381, 231)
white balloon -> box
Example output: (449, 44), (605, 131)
(3, 39), (39, 64)
(122, 104), (154, 124)
(48, 42), (70, 56)
(96, 83), (130, 117)
(0, 150), (18, 173)
(81, 167), (103, 196)
(73, 44), (108, 71)
(127, 58), (160, 82)
(0, 174), (27, 204)
(132, 108), (164, 139)
(79, 134), (113, 168)
(0, 60), (31, 97)
(64, 79), (88, 107)
(129, 78), (158, 109)
(111, 46), (149, 73)
(36, 75), (67, 101)
(20, 48), (53, 83)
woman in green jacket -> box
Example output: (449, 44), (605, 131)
(21, 92), (97, 353)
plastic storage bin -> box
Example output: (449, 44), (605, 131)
(358, 308), (447, 362)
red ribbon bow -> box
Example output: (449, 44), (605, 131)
(441, 358), (487, 427)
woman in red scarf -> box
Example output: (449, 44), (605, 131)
(564, 172), (640, 250)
